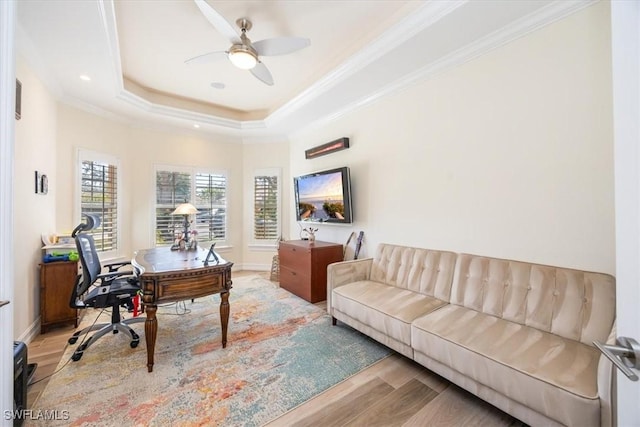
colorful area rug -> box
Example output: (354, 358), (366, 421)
(30, 275), (391, 426)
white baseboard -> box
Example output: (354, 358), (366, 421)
(235, 263), (270, 271)
(17, 315), (41, 344)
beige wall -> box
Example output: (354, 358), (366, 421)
(289, 1), (615, 274)
(14, 56), (58, 339)
(56, 105), (246, 259)
(55, 108), (132, 245)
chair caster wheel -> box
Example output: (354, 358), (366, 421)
(71, 352), (83, 362)
(68, 337), (78, 345)
(130, 340), (139, 348)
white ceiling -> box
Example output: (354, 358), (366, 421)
(16, 0), (595, 140)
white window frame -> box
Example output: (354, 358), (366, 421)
(250, 167), (281, 248)
(76, 149), (122, 260)
(153, 165), (229, 248)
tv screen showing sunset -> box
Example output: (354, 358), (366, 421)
(297, 171), (345, 221)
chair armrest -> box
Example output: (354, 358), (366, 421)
(327, 258), (373, 316)
(597, 322), (617, 427)
(96, 270), (137, 284)
(104, 261), (132, 273)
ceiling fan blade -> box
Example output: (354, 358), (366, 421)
(253, 37), (310, 56)
(185, 50), (227, 65)
(250, 62), (274, 86)
(193, 0), (240, 44)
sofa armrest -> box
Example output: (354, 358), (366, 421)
(327, 258), (373, 316)
(598, 322), (617, 427)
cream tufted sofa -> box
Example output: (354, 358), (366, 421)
(327, 244), (616, 427)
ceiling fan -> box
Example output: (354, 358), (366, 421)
(186, 0), (311, 86)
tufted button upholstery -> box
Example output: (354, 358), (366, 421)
(370, 244), (457, 300)
(450, 253), (615, 345)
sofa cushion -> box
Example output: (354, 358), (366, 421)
(451, 253), (616, 346)
(370, 244), (457, 300)
(333, 280), (447, 345)
(412, 304), (602, 426)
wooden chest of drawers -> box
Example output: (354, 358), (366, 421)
(40, 261), (79, 333)
(278, 240), (343, 303)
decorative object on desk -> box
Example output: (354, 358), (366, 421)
(305, 137), (349, 159)
(170, 202), (199, 251)
(32, 274), (391, 426)
(303, 227), (318, 242)
(202, 243), (219, 266)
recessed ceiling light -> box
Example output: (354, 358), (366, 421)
(79, 75), (91, 81)
(193, 124), (200, 128)
(210, 82), (225, 90)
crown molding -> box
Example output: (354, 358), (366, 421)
(266, 0), (468, 128)
(100, 0), (469, 135)
(295, 0), (598, 136)
(116, 89), (243, 129)
(97, 0), (596, 139)
(98, 0), (124, 93)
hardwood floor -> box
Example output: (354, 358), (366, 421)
(265, 353), (524, 427)
(25, 271), (526, 426)
(25, 323), (77, 410)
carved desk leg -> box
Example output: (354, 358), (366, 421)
(144, 304), (158, 372)
(220, 290), (230, 348)
(142, 283), (158, 372)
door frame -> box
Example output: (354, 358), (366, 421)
(0, 0), (16, 421)
(611, 0), (640, 425)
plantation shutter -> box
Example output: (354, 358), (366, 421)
(154, 169), (228, 246)
(254, 175), (279, 240)
(80, 160), (118, 252)
(155, 170), (191, 245)
(194, 173), (227, 242)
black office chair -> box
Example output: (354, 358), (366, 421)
(67, 214), (145, 361)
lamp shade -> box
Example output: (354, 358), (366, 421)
(228, 47), (257, 70)
(171, 203), (199, 215)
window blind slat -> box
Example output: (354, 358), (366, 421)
(254, 175), (278, 240)
(155, 170), (227, 245)
(81, 160), (118, 253)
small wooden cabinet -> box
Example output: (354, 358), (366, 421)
(40, 261), (79, 333)
(278, 240), (343, 303)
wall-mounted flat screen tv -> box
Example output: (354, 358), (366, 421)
(294, 166), (353, 224)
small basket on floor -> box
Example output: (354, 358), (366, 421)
(270, 254), (280, 282)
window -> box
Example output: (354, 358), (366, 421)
(155, 168), (227, 246)
(253, 169), (280, 243)
(79, 151), (120, 254)
(155, 170), (191, 246)
(193, 172), (227, 242)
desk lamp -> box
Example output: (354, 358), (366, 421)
(171, 203), (199, 249)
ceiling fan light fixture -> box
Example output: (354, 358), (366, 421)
(228, 45), (258, 70)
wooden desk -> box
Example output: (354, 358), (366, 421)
(132, 246), (233, 372)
